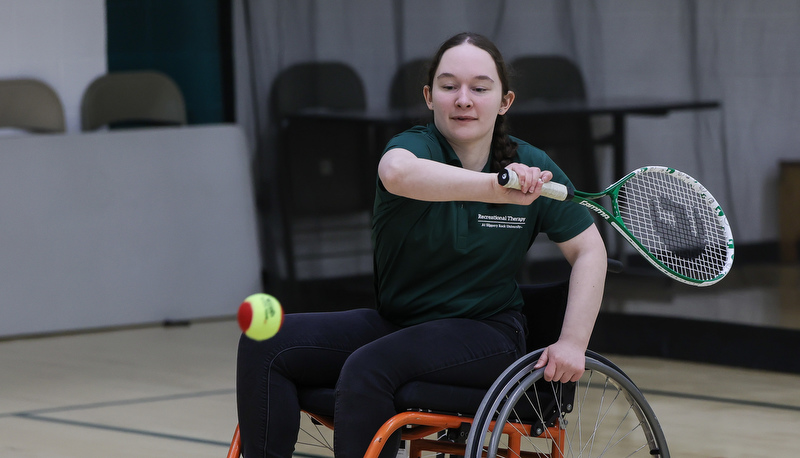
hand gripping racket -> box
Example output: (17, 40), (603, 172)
(499, 166), (734, 286)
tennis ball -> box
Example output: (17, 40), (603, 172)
(237, 293), (284, 341)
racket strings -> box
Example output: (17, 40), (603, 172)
(617, 172), (728, 281)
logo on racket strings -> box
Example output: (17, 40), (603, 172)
(650, 196), (707, 259)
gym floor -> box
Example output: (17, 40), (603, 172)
(1, 263), (799, 457)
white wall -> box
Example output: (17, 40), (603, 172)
(0, 0), (106, 133)
(0, 125), (262, 338)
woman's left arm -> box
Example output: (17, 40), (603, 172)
(534, 223), (607, 382)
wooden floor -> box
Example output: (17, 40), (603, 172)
(1, 264), (799, 457)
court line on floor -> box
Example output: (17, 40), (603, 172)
(13, 413), (231, 447)
(5, 384), (798, 418)
(3, 389), (238, 450)
(641, 388), (800, 412)
(3, 384), (797, 456)
(4, 388), (328, 457)
(12, 413), (330, 458)
(0, 388), (235, 418)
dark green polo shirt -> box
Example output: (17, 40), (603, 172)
(372, 124), (593, 326)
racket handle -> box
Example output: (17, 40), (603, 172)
(497, 169), (570, 201)
(540, 181), (570, 201)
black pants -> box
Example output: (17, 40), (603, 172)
(236, 308), (526, 458)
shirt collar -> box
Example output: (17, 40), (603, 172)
(428, 123), (492, 172)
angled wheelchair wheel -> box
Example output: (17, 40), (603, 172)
(465, 352), (669, 458)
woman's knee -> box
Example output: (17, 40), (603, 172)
(336, 344), (398, 398)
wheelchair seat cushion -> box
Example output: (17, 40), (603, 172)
(298, 379), (565, 427)
(393, 381), (487, 414)
(297, 383), (482, 419)
(297, 382), (486, 419)
(298, 386), (336, 418)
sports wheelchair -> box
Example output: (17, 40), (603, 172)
(227, 281), (669, 457)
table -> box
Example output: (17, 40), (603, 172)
(779, 161), (800, 262)
(509, 98), (721, 180)
(287, 97), (720, 181)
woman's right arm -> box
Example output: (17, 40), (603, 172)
(378, 148), (550, 205)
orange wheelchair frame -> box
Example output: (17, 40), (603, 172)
(227, 408), (567, 458)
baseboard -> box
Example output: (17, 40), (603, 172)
(591, 312), (800, 374)
(623, 240), (787, 269)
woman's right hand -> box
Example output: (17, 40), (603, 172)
(497, 163), (553, 204)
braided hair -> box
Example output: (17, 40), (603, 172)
(426, 32), (518, 172)
(491, 114), (517, 172)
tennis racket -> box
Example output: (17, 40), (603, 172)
(499, 166), (734, 286)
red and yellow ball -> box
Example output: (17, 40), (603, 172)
(237, 293), (284, 341)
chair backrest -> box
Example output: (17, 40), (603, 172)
(0, 78), (65, 133)
(80, 71), (187, 131)
(510, 55), (587, 102)
(388, 58), (431, 110)
(270, 62), (366, 118)
(270, 62), (369, 217)
(520, 282), (568, 351)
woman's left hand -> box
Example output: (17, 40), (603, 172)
(533, 339), (586, 383)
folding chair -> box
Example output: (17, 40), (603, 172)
(0, 78), (65, 133)
(80, 70), (186, 131)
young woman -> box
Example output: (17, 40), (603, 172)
(237, 32), (607, 458)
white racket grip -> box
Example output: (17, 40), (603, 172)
(498, 169), (570, 201)
(540, 181), (570, 201)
